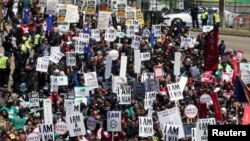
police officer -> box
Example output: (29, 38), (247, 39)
(201, 7), (209, 26)
(213, 9), (221, 29)
(0, 53), (10, 87)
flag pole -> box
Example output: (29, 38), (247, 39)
(112, 131), (114, 141)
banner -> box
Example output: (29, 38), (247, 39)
(84, 72), (98, 89)
(117, 85), (131, 105)
(144, 91), (157, 110)
(29, 93), (39, 108)
(105, 56), (113, 79)
(145, 79), (160, 92)
(196, 118), (216, 141)
(163, 124), (179, 141)
(125, 7), (136, 25)
(136, 9), (145, 26)
(66, 52), (76, 66)
(167, 83), (183, 101)
(134, 50), (141, 73)
(153, 65), (163, 79)
(141, 73), (154, 82)
(107, 111), (121, 131)
(232, 56), (239, 85)
(99, 0), (108, 11)
(38, 124), (54, 141)
(65, 5), (79, 23)
(91, 29), (101, 41)
(204, 29), (219, 71)
(174, 52), (181, 76)
(57, 5), (67, 23)
(112, 76), (127, 93)
(46, 0), (58, 15)
(140, 52), (150, 61)
(116, 0), (126, 17)
(157, 107), (185, 139)
(66, 113), (86, 137)
(86, 0), (96, 14)
(152, 24), (161, 37)
(43, 99), (53, 124)
(139, 117), (154, 137)
(119, 56), (127, 78)
(55, 121), (67, 135)
(131, 35), (141, 49)
(210, 92), (223, 121)
(98, 12), (111, 30)
(49, 51), (65, 64)
(105, 28), (117, 41)
(74, 87), (89, 97)
(36, 57), (49, 72)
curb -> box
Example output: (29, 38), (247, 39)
(190, 29), (250, 37)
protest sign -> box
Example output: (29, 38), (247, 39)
(109, 50), (119, 60)
(222, 72), (231, 82)
(111, 0), (117, 11)
(191, 128), (196, 141)
(174, 52), (181, 76)
(78, 33), (90, 44)
(87, 117), (96, 131)
(196, 118), (216, 141)
(105, 56), (113, 79)
(201, 71), (213, 82)
(98, 11), (111, 30)
(91, 29), (101, 41)
(38, 0), (47, 7)
(190, 66), (200, 78)
(144, 91), (157, 110)
(112, 76), (127, 93)
(55, 121), (67, 135)
(145, 79), (160, 92)
(107, 111), (121, 131)
(99, 0), (108, 11)
(46, 0), (58, 15)
(50, 76), (68, 86)
(131, 20), (139, 32)
(157, 107), (185, 139)
(29, 93), (39, 108)
(167, 83), (183, 101)
(38, 124), (54, 141)
(179, 76), (188, 93)
(26, 132), (40, 141)
(184, 104), (198, 118)
(64, 5), (79, 23)
(242, 75), (250, 85)
(202, 25), (213, 33)
(153, 65), (163, 79)
(126, 25), (135, 37)
(64, 93), (75, 100)
(152, 24), (161, 37)
(105, 28), (117, 41)
(134, 50), (141, 73)
(131, 35), (141, 49)
(139, 117), (154, 137)
(117, 85), (131, 105)
(140, 52), (150, 61)
(57, 5), (67, 23)
(116, 0), (126, 17)
(66, 113), (86, 137)
(36, 57), (49, 72)
(136, 9), (144, 26)
(119, 56), (127, 78)
(66, 52), (76, 66)
(50, 46), (61, 56)
(49, 51), (64, 64)
(125, 7), (136, 25)
(43, 99), (53, 124)
(84, 72), (98, 89)
(64, 100), (74, 115)
(132, 82), (146, 96)
(180, 37), (192, 48)
(86, 0), (96, 14)
(200, 94), (213, 106)
(141, 72), (154, 82)
(236, 50), (244, 62)
(163, 124), (179, 141)
(183, 124), (196, 137)
(50, 83), (58, 92)
(74, 87), (89, 97)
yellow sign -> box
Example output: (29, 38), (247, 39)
(136, 9), (145, 26)
(86, 0), (96, 15)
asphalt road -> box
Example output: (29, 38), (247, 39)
(190, 31), (250, 59)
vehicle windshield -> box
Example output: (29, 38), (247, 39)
(183, 8), (202, 14)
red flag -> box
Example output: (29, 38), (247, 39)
(204, 29), (219, 71)
(198, 103), (207, 119)
(210, 92), (223, 121)
(242, 106), (250, 125)
(232, 57), (239, 85)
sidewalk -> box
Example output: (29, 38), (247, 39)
(191, 28), (250, 37)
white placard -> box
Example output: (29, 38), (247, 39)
(46, 0), (58, 15)
(105, 56), (113, 79)
(50, 46), (61, 56)
(38, 124), (54, 141)
(184, 104), (198, 118)
(29, 93), (39, 108)
(126, 25), (135, 37)
(87, 117), (96, 131)
(107, 111), (121, 131)
(179, 76), (188, 94)
(200, 94), (213, 105)
(139, 117), (154, 137)
(131, 35), (141, 49)
(98, 11), (111, 30)
(191, 128), (196, 141)
(38, 0), (47, 7)
(105, 28), (117, 41)
(196, 118), (216, 141)
(112, 76), (127, 93)
(26, 132), (40, 141)
(84, 72), (99, 89)
(64, 5), (79, 23)
(66, 52), (76, 66)
(163, 124), (179, 141)
(202, 25), (213, 33)
(180, 37), (192, 48)
(167, 83), (183, 101)
(78, 33), (90, 44)
(49, 51), (64, 64)
(174, 52), (181, 76)
(140, 52), (150, 61)
(157, 107), (185, 139)
(131, 20), (139, 32)
(65, 100), (74, 115)
(74, 87), (89, 97)
(134, 50), (141, 73)
(43, 99), (53, 124)
(119, 56), (127, 78)
(50, 76), (68, 86)
(36, 57), (49, 72)
(152, 24), (161, 37)
(242, 75), (250, 85)
(144, 91), (157, 110)
(66, 113), (86, 137)
(117, 85), (131, 105)
(109, 50), (119, 60)
(55, 121), (68, 135)
(75, 45), (85, 54)
(141, 72), (154, 82)
(91, 29), (101, 41)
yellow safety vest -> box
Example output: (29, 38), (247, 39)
(21, 44), (28, 53)
(201, 11), (208, 20)
(214, 13), (220, 23)
(0, 56), (8, 69)
(34, 34), (41, 45)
